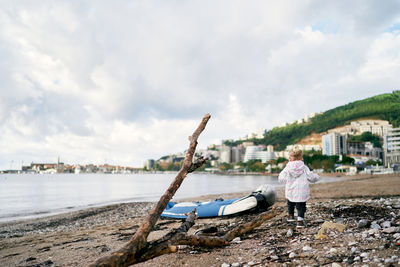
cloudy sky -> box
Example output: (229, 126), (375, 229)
(1, 1), (400, 169)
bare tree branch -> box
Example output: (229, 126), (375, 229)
(125, 208), (277, 264)
(89, 113), (278, 267)
(90, 114), (211, 267)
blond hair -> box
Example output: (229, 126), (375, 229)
(289, 146), (303, 161)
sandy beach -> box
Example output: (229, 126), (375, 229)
(1, 174), (400, 267)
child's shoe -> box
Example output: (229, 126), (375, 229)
(296, 219), (307, 228)
(287, 215), (296, 222)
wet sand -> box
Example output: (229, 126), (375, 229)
(1, 174), (400, 266)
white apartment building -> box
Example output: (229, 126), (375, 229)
(354, 120), (392, 136)
(304, 112), (317, 122)
(144, 159), (155, 169)
(384, 127), (400, 166)
(286, 144), (322, 152)
(322, 132), (348, 156)
(243, 146), (275, 163)
(243, 146), (261, 162)
(328, 119), (392, 137)
(231, 146), (246, 163)
(219, 145), (232, 163)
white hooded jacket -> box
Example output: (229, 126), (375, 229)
(278, 160), (320, 202)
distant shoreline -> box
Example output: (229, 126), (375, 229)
(0, 174), (339, 224)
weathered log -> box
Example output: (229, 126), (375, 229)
(101, 205), (277, 265)
(223, 208), (277, 242)
(152, 208), (277, 253)
(176, 235), (229, 247)
(145, 208), (278, 253)
(90, 114), (211, 267)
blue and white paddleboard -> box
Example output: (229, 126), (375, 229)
(161, 184), (276, 219)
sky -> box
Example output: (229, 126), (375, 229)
(1, 1), (400, 169)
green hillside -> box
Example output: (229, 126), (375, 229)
(226, 91), (400, 150)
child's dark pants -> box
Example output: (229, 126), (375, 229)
(287, 200), (306, 218)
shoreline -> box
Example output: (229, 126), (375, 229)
(0, 173), (393, 231)
(1, 173), (400, 266)
(0, 175), (342, 224)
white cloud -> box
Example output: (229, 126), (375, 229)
(0, 1), (399, 169)
(358, 32), (400, 80)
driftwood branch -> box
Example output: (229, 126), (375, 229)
(90, 113), (278, 266)
(90, 114), (211, 267)
(223, 207), (277, 241)
(119, 208), (277, 265)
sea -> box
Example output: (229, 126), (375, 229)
(0, 173), (337, 222)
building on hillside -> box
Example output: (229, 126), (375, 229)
(347, 141), (383, 160)
(355, 120), (392, 136)
(144, 159), (155, 170)
(242, 141), (255, 147)
(304, 113), (317, 122)
(384, 127), (400, 167)
(244, 129), (266, 140)
(231, 146), (246, 163)
(347, 141), (365, 155)
(243, 146), (275, 163)
(322, 133), (348, 156)
(231, 147), (240, 163)
(364, 142), (384, 160)
(256, 129), (266, 139)
(243, 146), (261, 162)
(328, 119), (392, 137)
(286, 144), (322, 152)
(219, 145), (232, 163)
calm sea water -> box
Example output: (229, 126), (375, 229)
(0, 173), (335, 222)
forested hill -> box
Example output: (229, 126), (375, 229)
(226, 91), (400, 150)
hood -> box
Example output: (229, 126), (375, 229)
(285, 160), (306, 177)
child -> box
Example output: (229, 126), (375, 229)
(278, 146), (319, 228)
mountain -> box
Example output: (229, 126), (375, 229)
(226, 91), (400, 150)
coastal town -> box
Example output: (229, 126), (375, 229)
(147, 118), (400, 175)
(3, 118), (399, 176)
